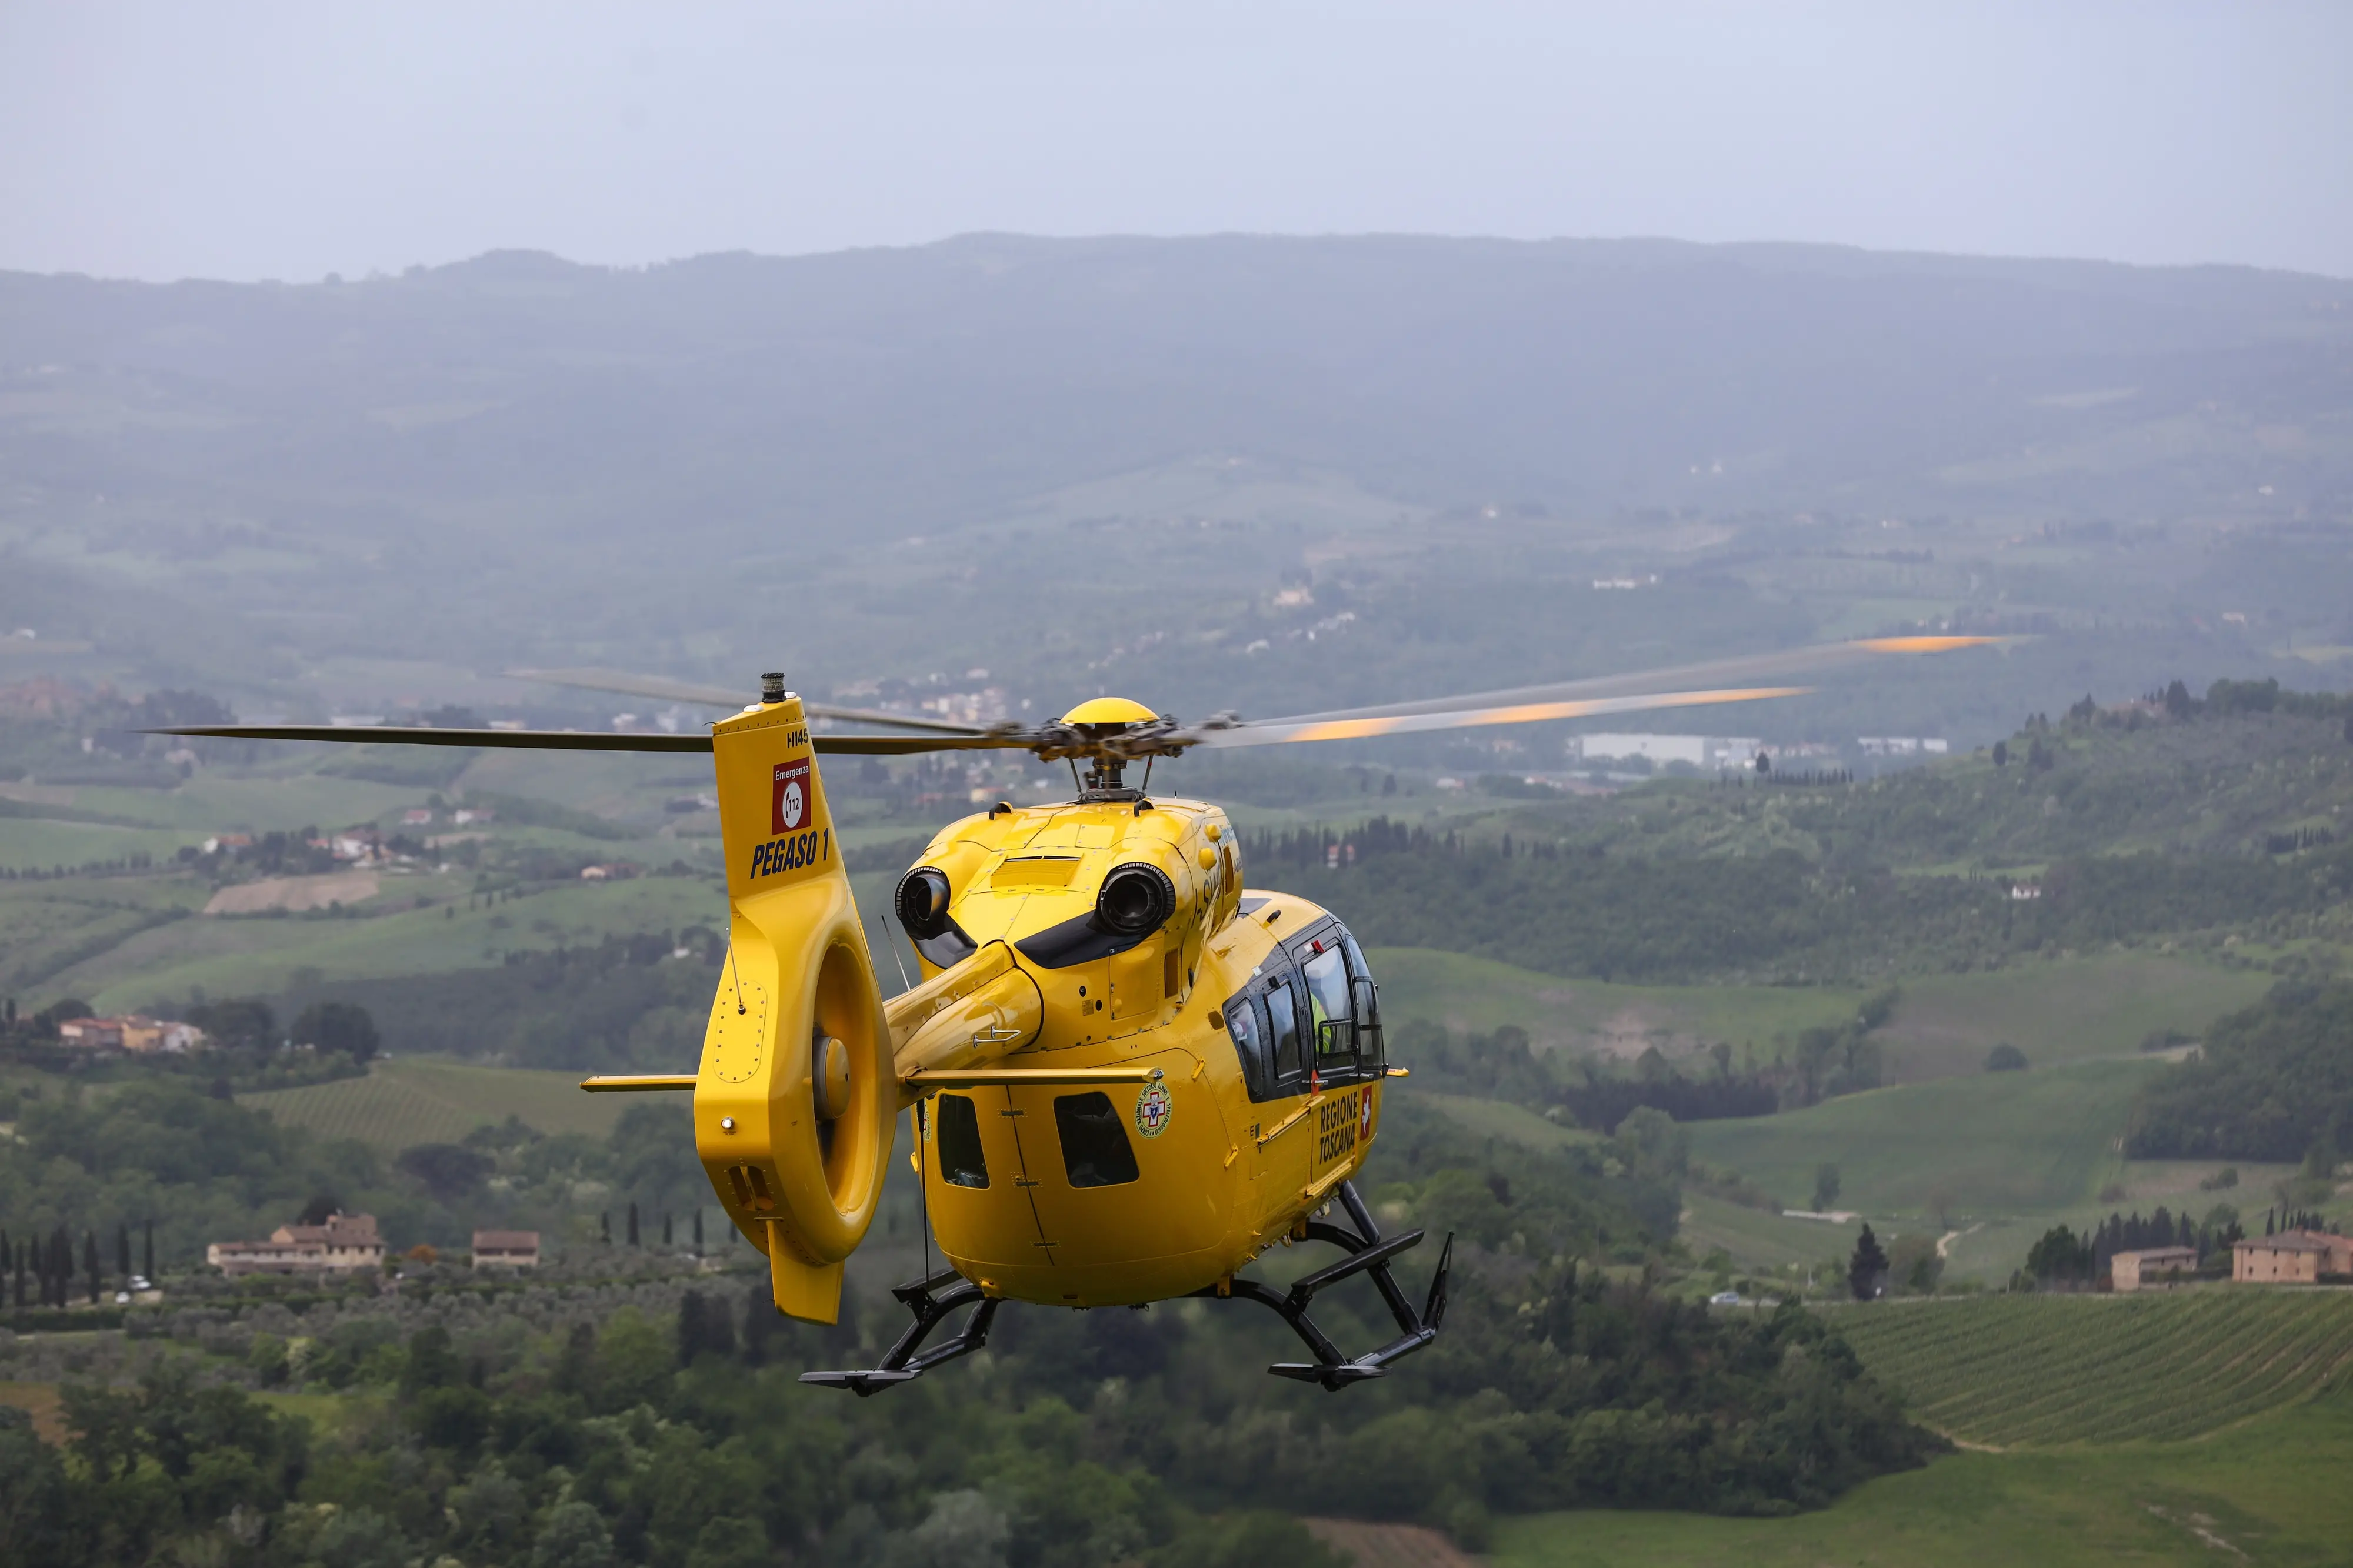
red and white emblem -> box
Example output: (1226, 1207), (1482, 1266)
(771, 760), (811, 835)
(1359, 1090), (1374, 1142)
(1134, 1082), (1172, 1138)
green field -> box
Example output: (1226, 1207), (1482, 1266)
(1826, 1292), (2353, 1447)
(239, 1058), (628, 1149)
(1678, 1193), (1858, 1274)
(1369, 947), (1869, 1055)
(1685, 1059), (2160, 1224)
(1367, 946), (2262, 1086)
(1877, 953), (2271, 1082)
(1414, 1090), (1599, 1152)
(63, 876), (721, 1012)
(1494, 1390), (2353, 1567)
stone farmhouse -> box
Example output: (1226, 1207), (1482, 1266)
(208, 1212), (385, 1276)
(2111, 1245), (2200, 1292)
(2232, 1230), (2353, 1284)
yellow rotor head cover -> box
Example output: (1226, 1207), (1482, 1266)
(1060, 696), (1159, 726)
(694, 690), (892, 1324)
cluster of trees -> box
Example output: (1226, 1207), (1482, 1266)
(2127, 980), (2353, 1164)
(2014, 1205), (2249, 1290)
(0, 1087), (1942, 1564)
(2157, 676), (2353, 726)
(0, 1075), (710, 1274)
(0, 854), (174, 882)
(1391, 1003), (1898, 1142)
(1, 997), (380, 1094)
(1248, 806), (2352, 986)
(2, 1220), (151, 1309)
(5, 1259), (1937, 1564)
(275, 933), (724, 1069)
(182, 828), (338, 881)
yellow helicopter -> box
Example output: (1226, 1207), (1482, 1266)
(162, 635), (1995, 1392)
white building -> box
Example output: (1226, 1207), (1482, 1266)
(1574, 734), (1764, 769)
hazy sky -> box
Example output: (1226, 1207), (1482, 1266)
(4, 1), (2348, 283)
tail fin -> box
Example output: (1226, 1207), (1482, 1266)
(694, 692), (892, 1324)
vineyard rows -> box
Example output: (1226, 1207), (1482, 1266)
(240, 1061), (622, 1150)
(1829, 1292), (2353, 1447)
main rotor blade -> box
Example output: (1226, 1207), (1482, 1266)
(148, 723), (1032, 758)
(1186, 686), (1810, 748)
(152, 723), (714, 753)
(508, 666), (992, 735)
(1222, 636), (2008, 732)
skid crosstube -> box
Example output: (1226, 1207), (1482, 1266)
(1193, 1178), (1452, 1392)
(800, 1181), (1451, 1397)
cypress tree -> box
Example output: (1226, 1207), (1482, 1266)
(677, 1290), (706, 1367)
(628, 1203), (640, 1246)
(740, 1284), (772, 1367)
(600, 1212), (611, 1244)
(663, 1213), (674, 1247)
(693, 1209), (705, 1254)
(1848, 1225), (1890, 1300)
(116, 1223), (129, 1283)
(84, 1230), (99, 1304)
(142, 1220), (153, 1282)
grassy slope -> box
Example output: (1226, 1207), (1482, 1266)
(1684, 1060), (2157, 1219)
(1369, 945), (2262, 1083)
(1678, 1194), (1857, 1272)
(1494, 1390), (2353, 1568)
(69, 877), (719, 1012)
(1879, 953), (2272, 1081)
(1368, 946), (1866, 1055)
(1412, 1091), (1600, 1152)
(1824, 1292), (2353, 1447)
(238, 1058), (629, 1149)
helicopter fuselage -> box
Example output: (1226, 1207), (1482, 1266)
(893, 796), (1389, 1309)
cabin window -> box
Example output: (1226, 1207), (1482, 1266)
(1225, 995), (1271, 1097)
(1343, 933), (1384, 1069)
(934, 1094), (989, 1189)
(1265, 978), (1304, 1082)
(1302, 943), (1354, 1063)
(1054, 1092), (1141, 1188)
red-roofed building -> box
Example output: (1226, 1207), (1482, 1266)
(471, 1230), (541, 1269)
(208, 1212), (385, 1276)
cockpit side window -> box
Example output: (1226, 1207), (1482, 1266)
(1225, 994), (1272, 1099)
(1264, 977), (1304, 1085)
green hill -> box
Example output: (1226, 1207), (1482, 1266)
(238, 1058), (629, 1149)
(1372, 943), (2268, 1082)
(1494, 1389), (2353, 1568)
(1683, 1060), (2157, 1220)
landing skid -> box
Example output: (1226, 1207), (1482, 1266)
(1191, 1179), (1452, 1392)
(800, 1267), (1000, 1398)
(799, 1180), (1449, 1397)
